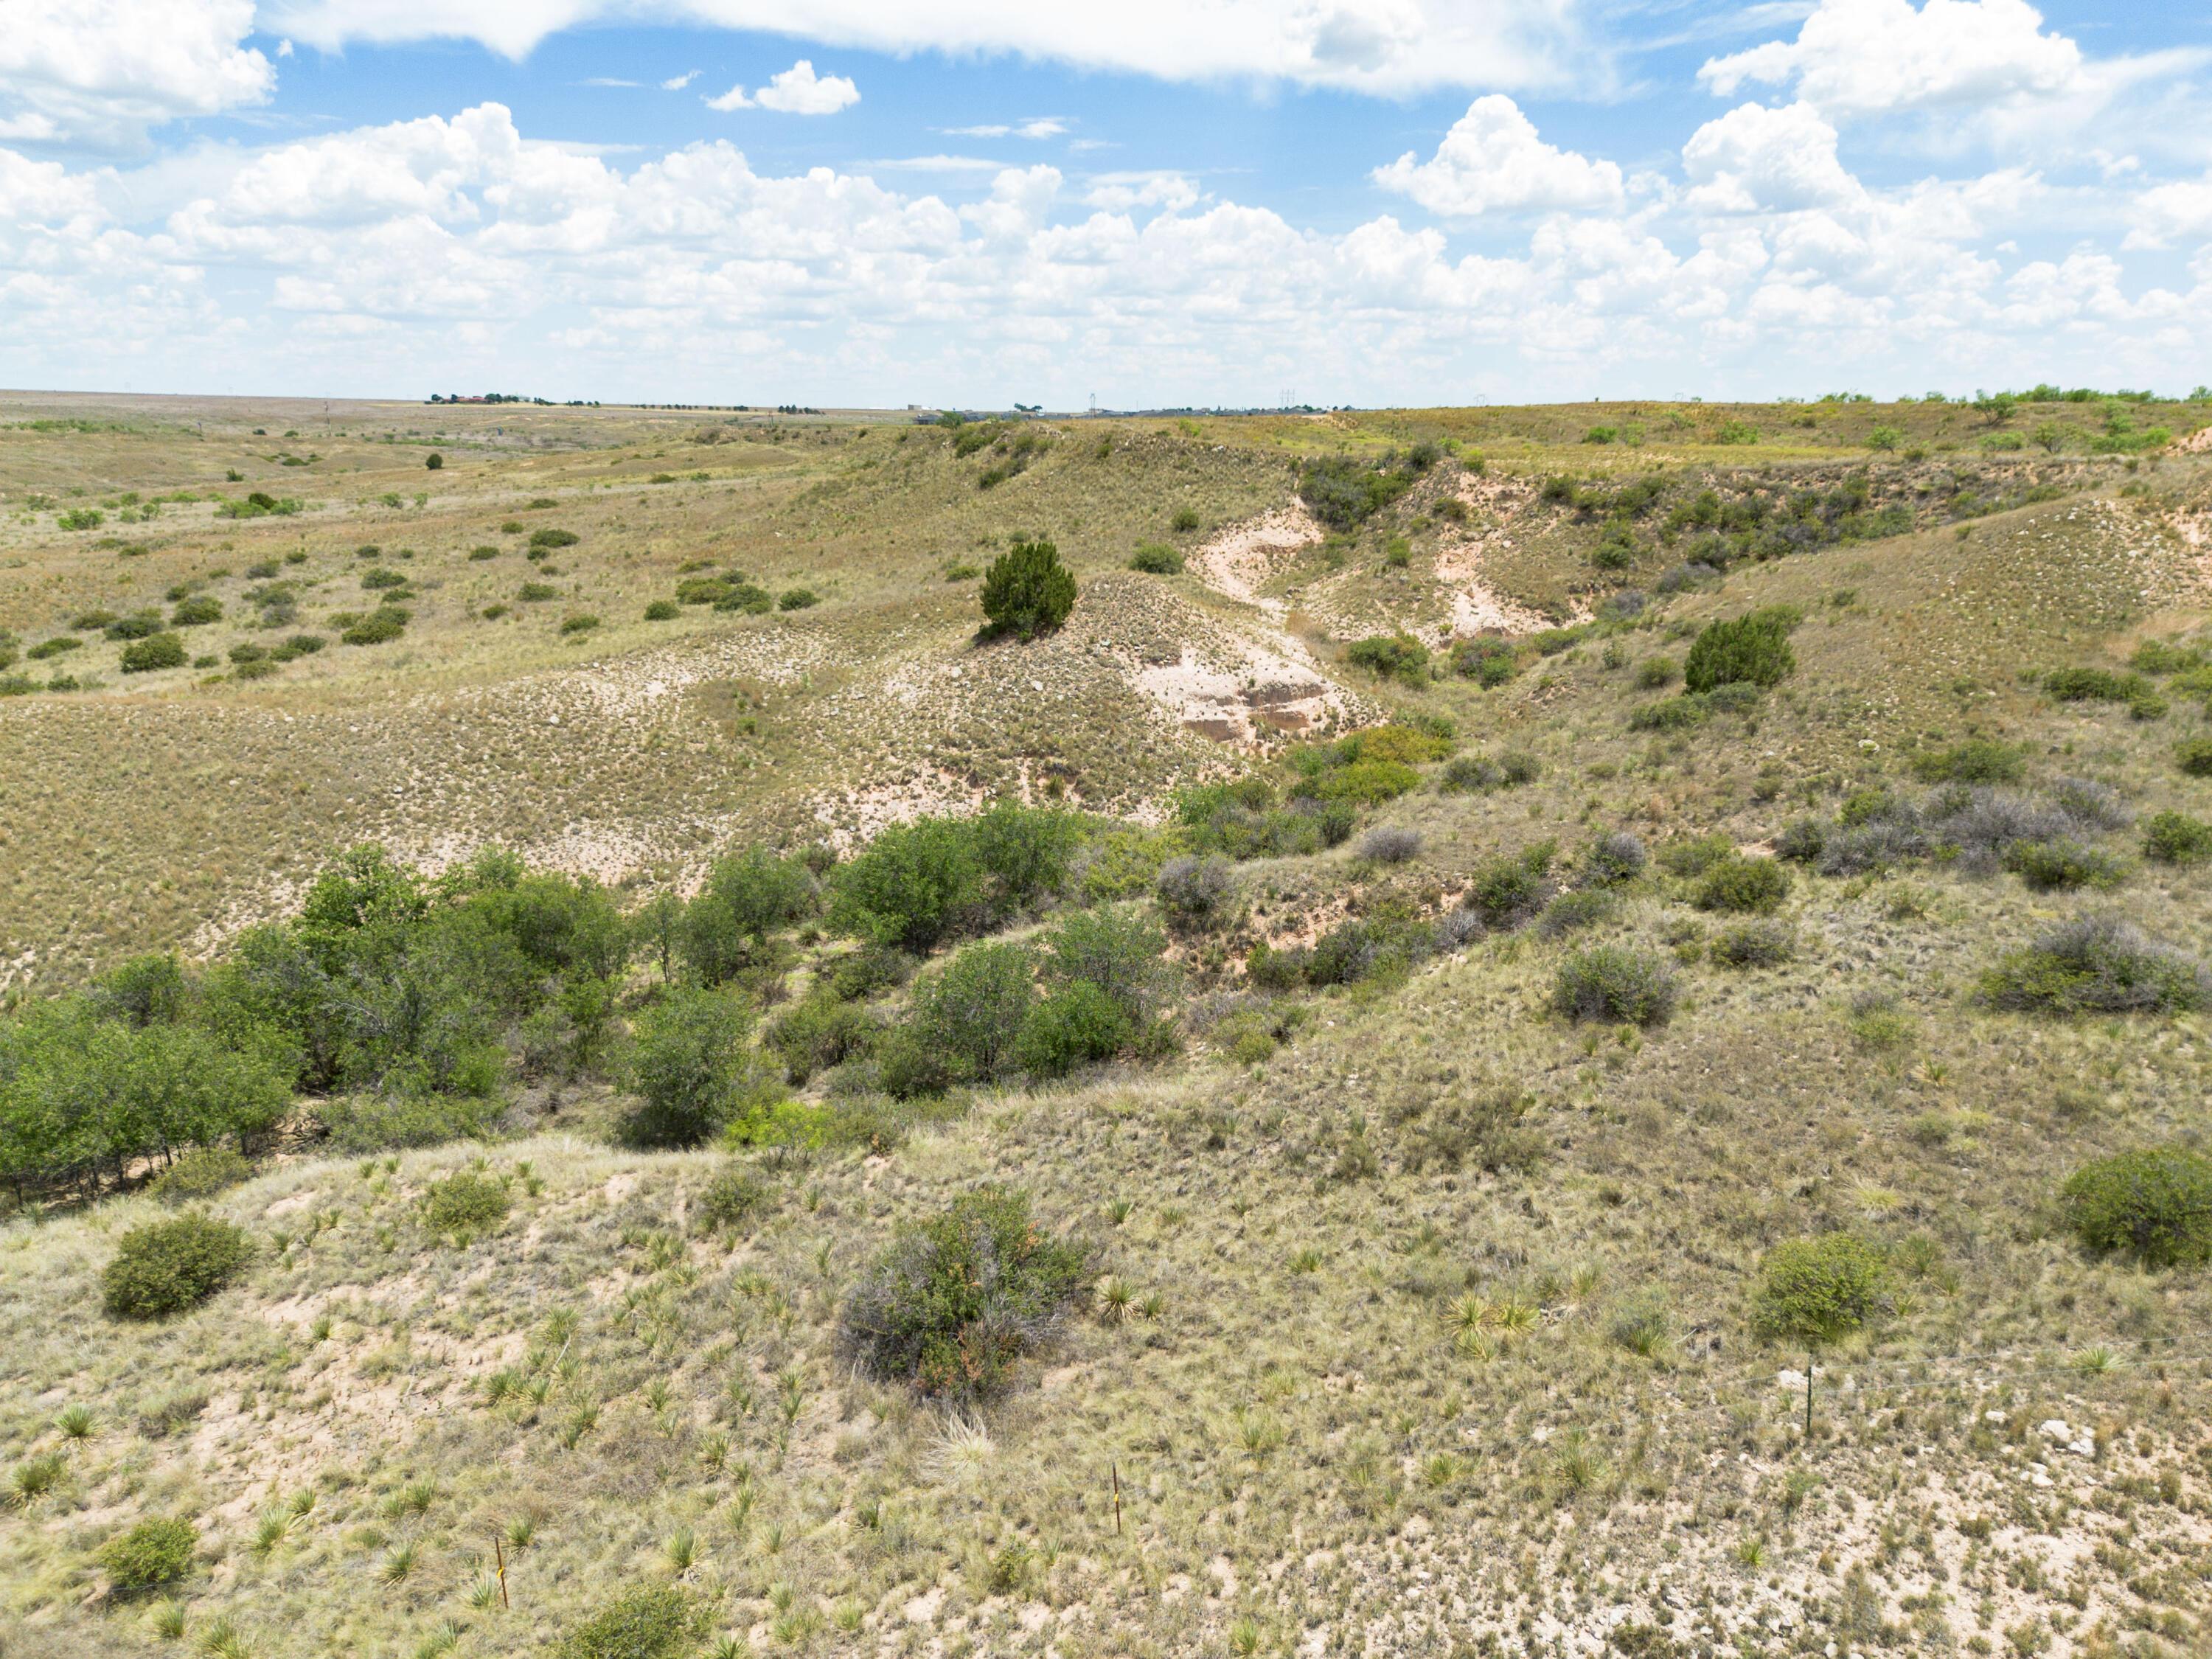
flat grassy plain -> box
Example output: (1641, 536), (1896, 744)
(5, 390), (2212, 1658)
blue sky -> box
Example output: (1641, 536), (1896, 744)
(4, 1), (2210, 406)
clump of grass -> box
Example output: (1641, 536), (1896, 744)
(2144, 810), (2212, 863)
(1710, 920), (1793, 969)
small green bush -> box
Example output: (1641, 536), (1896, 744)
(148, 1147), (252, 1204)
(1694, 855), (1790, 914)
(103, 1214), (252, 1319)
(696, 1164), (768, 1234)
(1015, 981), (1133, 1077)
(559, 613), (600, 636)
(2003, 838), (2127, 891)
(554, 1585), (706, 1659)
(119, 633), (188, 672)
(1310, 759), (1419, 805)
(341, 608), (408, 645)
(1751, 1234), (1888, 1344)
(2177, 737), (2212, 778)
(1552, 945), (1677, 1026)
(1683, 608), (1798, 694)
(1464, 843), (1556, 929)
(980, 538), (1077, 640)
(170, 595), (222, 626)
(1453, 638), (1517, 686)
(2143, 810), (2212, 864)
(643, 599), (679, 620)
(1911, 739), (2025, 785)
(98, 1516), (198, 1592)
(529, 528), (580, 550)
(420, 1172), (509, 1237)
(1170, 508), (1201, 532)
(838, 1187), (1088, 1399)
(518, 582), (559, 602)
(2044, 667), (2146, 703)
(1980, 915), (2209, 1015)
(2061, 1147), (2212, 1268)
(1711, 920), (1794, 969)
(765, 995), (877, 1084)
(1344, 634), (1430, 685)
(1627, 695), (1706, 731)
(1127, 543), (1183, 574)
(776, 588), (818, 611)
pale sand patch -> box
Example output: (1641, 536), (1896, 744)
(1190, 505), (1324, 613)
(1131, 644), (1352, 748)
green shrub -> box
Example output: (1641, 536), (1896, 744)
(420, 1171), (509, 1236)
(1552, 945), (1677, 1026)
(518, 582), (559, 602)
(1464, 842), (1557, 929)
(360, 567), (408, 591)
(980, 538), (1077, 640)
(1439, 751), (1539, 793)
(765, 995), (876, 1084)
(2143, 810), (2212, 864)
(119, 633), (188, 672)
(103, 1214), (252, 1319)
(2061, 1147), (2212, 1268)
(1711, 920), (1794, 969)
(105, 612), (162, 639)
(1683, 609), (1798, 694)
(559, 613), (600, 635)
(2002, 838), (2128, 891)
(696, 1164), (768, 1233)
(838, 1187), (1088, 1399)
(1453, 638), (1517, 686)
(970, 800), (1082, 910)
(341, 608), (408, 645)
(619, 989), (759, 1148)
(98, 1516), (198, 1592)
(681, 846), (815, 984)
(554, 1585), (706, 1659)
(1694, 855), (1791, 914)
(1344, 634), (1430, 684)
(643, 599), (679, 620)
(1633, 655), (1678, 689)
(1016, 981), (1133, 1077)
(1980, 915), (2209, 1014)
(1310, 759), (1419, 805)
(910, 942), (1036, 1082)
(1911, 739), (2025, 784)
(832, 819), (984, 952)
(1627, 695), (1707, 731)
(148, 1147), (253, 1204)
(529, 528), (580, 550)
(776, 588), (818, 611)
(1127, 543), (1183, 574)
(1751, 1234), (1888, 1344)
(312, 1093), (493, 1153)
(170, 595), (222, 626)
(1170, 507), (1201, 532)
(2177, 737), (2212, 778)
(1657, 832), (1734, 877)
(2045, 667), (2147, 703)
(425, 452), (443, 470)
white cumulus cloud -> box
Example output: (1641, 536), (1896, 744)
(661, 72), (699, 91)
(756, 60), (860, 114)
(1700, 0), (2082, 119)
(1682, 102), (1863, 214)
(0, 0), (274, 149)
(1372, 95), (1624, 217)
